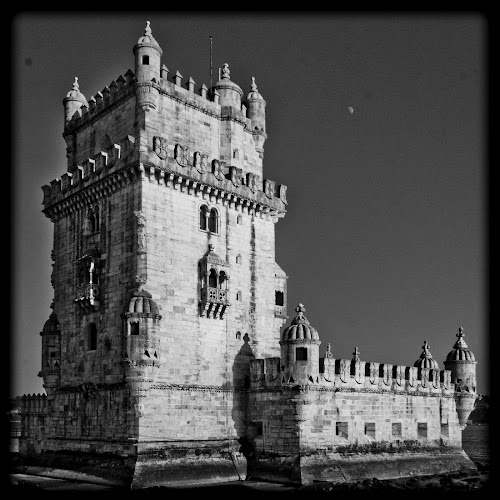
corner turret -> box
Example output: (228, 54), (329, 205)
(244, 77), (267, 154)
(414, 340), (440, 369)
(444, 327), (477, 428)
(280, 303), (321, 384)
(133, 21), (162, 110)
(63, 77), (88, 125)
(133, 21), (162, 84)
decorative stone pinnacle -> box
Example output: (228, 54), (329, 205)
(291, 303), (309, 325)
(221, 63), (230, 79)
(352, 347), (360, 361)
(145, 21), (152, 36)
(72, 77), (79, 90)
(420, 340), (433, 359)
(251, 76), (257, 91)
(454, 326), (468, 349)
(325, 343), (332, 358)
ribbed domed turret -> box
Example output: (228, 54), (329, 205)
(63, 77), (88, 124)
(243, 76), (267, 153)
(281, 304), (319, 341)
(414, 340), (440, 369)
(126, 288), (161, 317)
(246, 76), (264, 102)
(41, 311), (60, 335)
(213, 63), (243, 108)
(445, 326), (475, 362)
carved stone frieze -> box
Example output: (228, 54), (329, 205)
(153, 136), (168, 160)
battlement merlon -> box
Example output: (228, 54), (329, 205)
(249, 356), (456, 394)
(41, 144), (288, 220)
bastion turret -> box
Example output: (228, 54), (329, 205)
(444, 327), (477, 428)
(280, 303), (321, 384)
(63, 76), (88, 125)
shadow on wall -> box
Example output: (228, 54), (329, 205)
(231, 333), (255, 458)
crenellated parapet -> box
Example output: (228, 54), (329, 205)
(63, 71), (137, 132)
(250, 355), (454, 396)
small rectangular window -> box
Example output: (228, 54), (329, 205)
(254, 421), (263, 436)
(142, 55), (149, 65)
(417, 422), (427, 438)
(365, 422), (376, 438)
(441, 423), (449, 437)
(296, 347), (308, 361)
(130, 323), (139, 336)
(336, 422), (348, 439)
(275, 290), (284, 306)
(392, 422), (402, 438)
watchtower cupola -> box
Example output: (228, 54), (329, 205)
(280, 303), (321, 384)
(213, 63), (243, 109)
(244, 77), (267, 153)
(133, 21), (162, 84)
(63, 76), (88, 125)
(413, 340), (440, 370)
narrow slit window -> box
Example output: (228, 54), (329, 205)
(88, 323), (97, 351)
(275, 290), (284, 306)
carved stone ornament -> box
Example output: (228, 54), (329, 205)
(174, 143), (189, 167)
(264, 179), (275, 199)
(339, 359), (349, 383)
(246, 173), (258, 193)
(382, 365), (392, 386)
(279, 185), (288, 204)
(78, 381), (98, 400)
(396, 365), (405, 386)
(323, 359), (335, 382)
(369, 363), (378, 385)
(212, 159), (225, 180)
(266, 359), (280, 381)
(153, 136), (168, 160)
(194, 151), (208, 174)
(230, 166), (243, 187)
(407, 366), (416, 387)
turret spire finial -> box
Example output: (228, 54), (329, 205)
(145, 21), (152, 36)
(420, 340), (433, 359)
(221, 63), (230, 79)
(453, 326), (468, 349)
(325, 343), (332, 358)
(251, 76), (257, 91)
(72, 76), (79, 90)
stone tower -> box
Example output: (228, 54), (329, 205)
(37, 22), (288, 487)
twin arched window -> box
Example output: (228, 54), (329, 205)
(208, 268), (227, 289)
(199, 205), (218, 233)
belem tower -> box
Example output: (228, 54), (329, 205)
(11, 22), (479, 488)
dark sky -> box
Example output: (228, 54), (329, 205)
(12, 12), (487, 396)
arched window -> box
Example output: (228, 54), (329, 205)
(236, 331), (241, 340)
(209, 269), (217, 288)
(88, 323), (97, 351)
(208, 208), (218, 233)
(219, 271), (227, 289)
(237, 215), (242, 225)
(199, 205), (208, 231)
(236, 291), (242, 301)
(236, 254), (242, 264)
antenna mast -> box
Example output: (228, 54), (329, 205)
(209, 36), (213, 94)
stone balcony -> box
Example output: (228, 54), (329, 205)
(74, 283), (100, 311)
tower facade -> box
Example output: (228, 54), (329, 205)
(34, 22), (288, 486)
